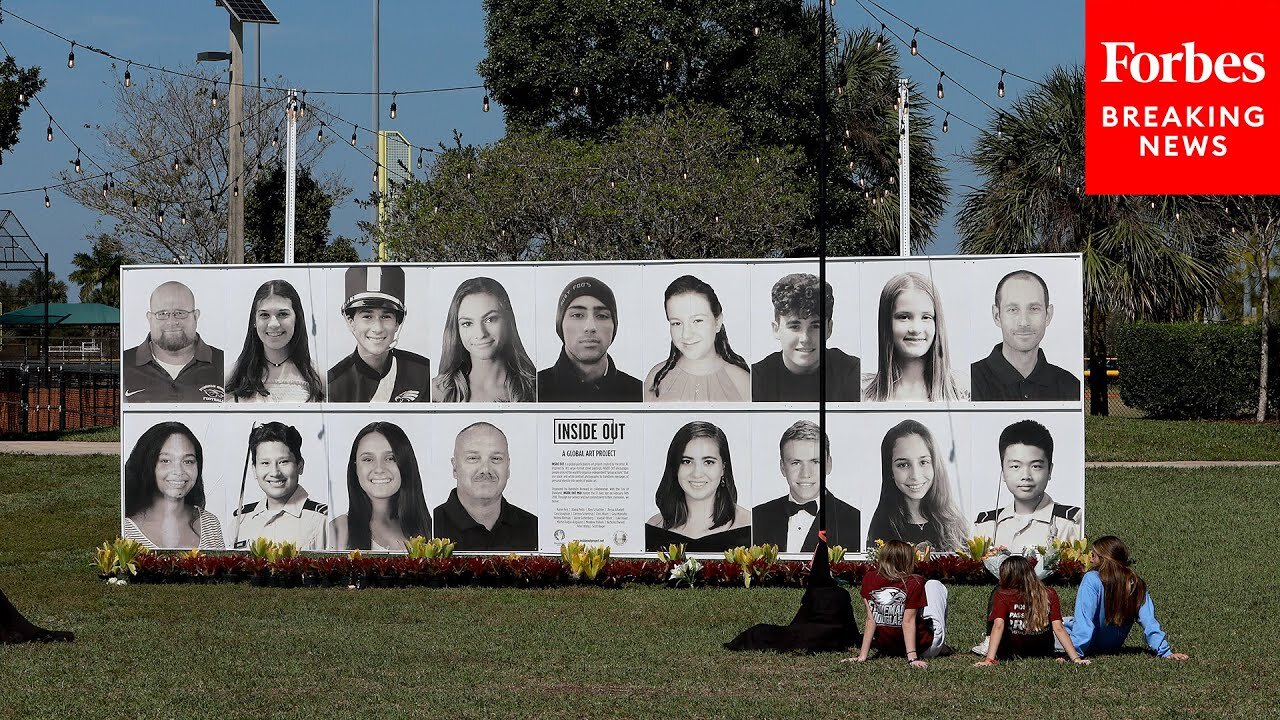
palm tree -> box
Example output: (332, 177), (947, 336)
(956, 66), (1229, 415)
(69, 237), (130, 306)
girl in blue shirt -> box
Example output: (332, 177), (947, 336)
(1066, 535), (1189, 660)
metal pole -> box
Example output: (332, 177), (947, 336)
(817, 0), (829, 537)
(372, 0), (381, 229)
(228, 19), (246, 263)
(898, 78), (910, 257)
(42, 252), (49, 372)
(285, 90), (298, 264)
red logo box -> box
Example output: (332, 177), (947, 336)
(1086, 0), (1280, 194)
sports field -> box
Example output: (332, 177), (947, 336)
(1, 443), (1276, 719)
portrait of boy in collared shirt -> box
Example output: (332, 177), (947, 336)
(972, 419), (1081, 552)
(233, 421), (328, 550)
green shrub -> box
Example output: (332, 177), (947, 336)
(1114, 322), (1259, 419)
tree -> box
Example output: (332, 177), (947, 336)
(477, 2), (948, 255)
(59, 70), (335, 264)
(957, 66), (1229, 415)
(0, 2), (46, 160)
(245, 163), (359, 264)
(374, 104), (809, 262)
(0, 269), (68, 309)
(69, 237), (131, 306)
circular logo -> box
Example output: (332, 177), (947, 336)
(613, 530), (628, 545)
(553, 529), (565, 542)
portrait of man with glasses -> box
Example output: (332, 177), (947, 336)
(123, 280), (225, 403)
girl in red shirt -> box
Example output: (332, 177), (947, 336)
(845, 539), (951, 668)
(976, 555), (1089, 666)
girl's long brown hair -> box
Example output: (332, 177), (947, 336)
(1093, 535), (1147, 626)
(876, 539), (917, 583)
(998, 556), (1051, 633)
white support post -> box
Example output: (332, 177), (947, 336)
(898, 78), (910, 257)
(284, 89), (298, 264)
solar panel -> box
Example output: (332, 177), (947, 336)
(216, 0), (279, 24)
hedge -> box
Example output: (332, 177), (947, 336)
(1114, 322), (1261, 419)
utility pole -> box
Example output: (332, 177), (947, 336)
(285, 90), (298, 264)
(228, 17), (246, 263)
(372, 0), (381, 230)
(898, 78), (910, 258)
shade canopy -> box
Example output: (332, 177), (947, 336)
(0, 303), (120, 326)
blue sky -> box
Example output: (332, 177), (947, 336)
(0, 1), (1082, 285)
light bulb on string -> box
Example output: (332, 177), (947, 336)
(211, 83), (219, 107)
(466, 170), (473, 181)
(317, 125), (324, 143)
(662, 59), (672, 72)
(102, 178), (109, 198)
(942, 112), (950, 134)
(351, 126), (358, 147)
(124, 64), (132, 88)
(910, 29), (919, 55)
(272, 130), (278, 148)
(483, 95), (490, 112)
(46, 116), (53, 142)
(67, 42), (75, 69)
(172, 156), (180, 172)
(876, 24), (886, 51)
(389, 92), (397, 120)
(416, 150), (423, 170)
(74, 149), (82, 174)
(937, 72), (945, 99)
(997, 70), (1006, 98)
(131, 192), (139, 213)
(753, 25), (760, 37)
(572, 85), (581, 97)
(44, 189), (50, 208)
(298, 91), (307, 118)
(180, 208), (187, 225)
(157, 206), (165, 223)
(232, 182), (239, 198)
(18, 91), (25, 103)
(373, 166), (379, 184)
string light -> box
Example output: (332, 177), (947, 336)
(297, 91), (307, 118)
(18, 91), (25, 103)
(172, 156), (180, 172)
(46, 116), (53, 142)
(232, 182), (239, 198)
(157, 206), (165, 223)
(123, 63), (132, 88)
(351, 126), (358, 146)
(211, 82), (219, 107)
(910, 28), (919, 55)
(180, 208), (187, 224)
(876, 24), (886, 51)
(67, 42), (75, 69)
(372, 166), (378, 184)
(662, 59), (672, 72)
(936, 72), (945, 99)
(416, 150), (423, 170)
(942, 112), (950, 133)
(317, 124), (324, 143)
(389, 92), (397, 120)
(752, 25), (760, 37)
(482, 94), (490, 112)
(572, 85), (581, 97)
(131, 191), (139, 212)
(997, 70), (1006, 98)
(43, 188), (50, 208)
(73, 149), (82, 174)
(101, 177), (109, 198)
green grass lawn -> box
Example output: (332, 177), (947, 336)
(1086, 414), (1280, 462)
(1, 454), (1275, 719)
(52, 425), (121, 443)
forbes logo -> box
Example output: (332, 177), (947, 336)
(1100, 42), (1265, 84)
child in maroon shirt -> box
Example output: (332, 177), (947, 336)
(844, 540), (950, 667)
(976, 555), (1088, 665)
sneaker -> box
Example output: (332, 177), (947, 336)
(971, 636), (990, 656)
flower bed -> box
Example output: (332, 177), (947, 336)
(105, 551), (1085, 589)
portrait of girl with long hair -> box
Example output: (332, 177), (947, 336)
(123, 421), (225, 549)
(865, 419), (968, 552)
(431, 277), (537, 402)
(645, 420), (751, 551)
(644, 274), (751, 402)
(862, 272), (969, 402)
(226, 279), (325, 402)
(329, 421), (432, 551)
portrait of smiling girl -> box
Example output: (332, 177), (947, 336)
(645, 420), (751, 551)
(226, 279), (325, 402)
(431, 276), (537, 402)
(865, 419), (968, 552)
(644, 274), (751, 402)
(862, 271), (969, 402)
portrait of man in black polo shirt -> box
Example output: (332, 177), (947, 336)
(123, 280), (224, 403)
(751, 273), (860, 402)
(971, 270), (1080, 402)
(328, 266), (431, 402)
(537, 276), (642, 402)
(433, 422), (538, 551)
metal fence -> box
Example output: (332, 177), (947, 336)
(0, 365), (119, 435)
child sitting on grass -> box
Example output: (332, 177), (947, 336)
(1065, 535), (1189, 660)
(974, 555), (1088, 666)
(843, 539), (951, 668)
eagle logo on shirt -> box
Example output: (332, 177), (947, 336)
(870, 586), (907, 626)
(393, 390), (419, 402)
